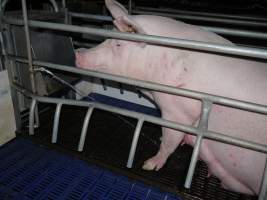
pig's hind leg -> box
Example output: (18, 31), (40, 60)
(199, 142), (255, 195)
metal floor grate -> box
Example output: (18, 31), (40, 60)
(0, 138), (182, 200)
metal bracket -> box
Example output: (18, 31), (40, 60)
(184, 99), (213, 188)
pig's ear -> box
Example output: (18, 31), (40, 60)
(114, 17), (147, 48)
(105, 0), (147, 34)
(105, 0), (128, 19)
(113, 16), (147, 35)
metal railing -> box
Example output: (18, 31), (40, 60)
(133, 6), (267, 22)
(67, 12), (267, 41)
(2, 0), (267, 199)
(132, 9), (267, 28)
(0, 0), (59, 12)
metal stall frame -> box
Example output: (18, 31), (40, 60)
(1, 0), (267, 199)
(133, 6), (267, 22)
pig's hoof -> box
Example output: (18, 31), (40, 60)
(142, 156), (166, 171)
(142, 161), (156, 171)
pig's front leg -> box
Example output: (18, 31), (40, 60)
(142, 127), (185, 171)
(142, 94), (201, 171)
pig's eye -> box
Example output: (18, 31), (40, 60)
(116, 43), (121, 47)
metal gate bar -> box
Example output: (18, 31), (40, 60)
(133, 10), (267, 28)
(78, 107), (94, 152)
(12, 58), (267, 116)
(67, 12), (267, 40)
(14, 83), (267, 199)
(127, 118), (144, 168)
(52, 103), (63, 143)
(16, 87), (267, 156)
(4, 18), (267, 60)
(259, 159), (267, 200)
(134, 6), (267, 22)
(185, 100), (212, 188)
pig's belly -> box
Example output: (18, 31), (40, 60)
(195, 105), (267, 195)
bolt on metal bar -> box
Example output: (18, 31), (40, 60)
(52, 103), (63, 143)
(63, 12), (267, 40)
(259, 158), (267, 200)
(127, 118), (144, 168)
(11, 58), (267, 116)
(185, 100), (213, 188)
(78, 107), (94, 152)
(135, 6), (267, 22)
(29, 99), (36, 135)
(132, 10), (267, 28)
(4, 18), (267, 60)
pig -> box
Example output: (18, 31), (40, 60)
(75, 0), (267, 196)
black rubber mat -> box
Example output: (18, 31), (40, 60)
(20, 104), (257, 200)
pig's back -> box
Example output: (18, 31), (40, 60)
(134, 15), (232, 45)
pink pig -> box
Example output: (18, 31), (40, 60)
(75, 0), (267, 195)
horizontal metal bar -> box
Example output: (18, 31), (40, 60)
(133, 10), (267, 28)
(72, 41), (96, 48)
(22, 94), (266, 154)
(135, 6), (267, 22)
(185, 100), (213, 188)
(127, 118), (144, 168)
(0, 0), (59, 12)
(11, 57), (267, 116)
(4, 17), (267, 59)
(63, 12), (267, 40)
(202, 26), (267, 40)
(69, 12), (112, 22)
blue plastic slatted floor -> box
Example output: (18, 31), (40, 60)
(0, 138), (182, 200)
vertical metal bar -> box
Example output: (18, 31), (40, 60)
(78, 107), (94, 151)
(64, 8), (69, 24)
(29, 99), (37, 135)
(184, 100), (213, 188)
(34, 104), (40, 127)
(119, 83), (124, 94)
(52, 103), (63, 143)
(0, 30), (22, 131)
(128, 0), (132, 14)
(21, 0), (36, 94)
(259, 158), (267, 200)
(100, 79), (107, 90)
(61, 0), (66, 8)
(127, 118), (144, 168)
(22, 0), (41, 129)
